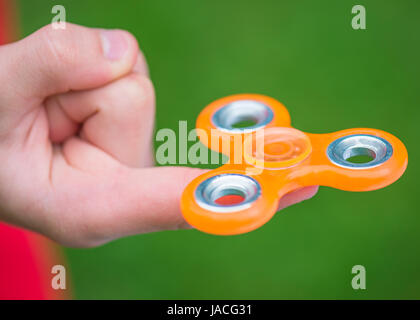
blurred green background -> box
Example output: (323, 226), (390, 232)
(19, 0), (419, 299)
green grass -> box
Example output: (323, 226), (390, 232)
(19, 0), (420, 299)
(231, 119), (258, 129)
(346, 154), (375, 164)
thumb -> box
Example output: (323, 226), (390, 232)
(52, 166), (205, 247)
(112, 166), (205, 236)
(0, 23), (138, 129)
(89, 166), (317, 245)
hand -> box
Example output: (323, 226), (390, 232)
(0, 23), (318, 247)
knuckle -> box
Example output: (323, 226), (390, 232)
(108, 74), (155, 118)
(121, 74), (154, 103)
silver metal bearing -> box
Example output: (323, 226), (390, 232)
(211, 100), (274, 133)
(327, 134), (393, 169)
(194, 174), (261, 213)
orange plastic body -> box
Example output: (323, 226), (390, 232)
(181, 94), (408, 235)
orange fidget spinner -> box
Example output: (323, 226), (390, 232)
(180, 94), (408, 235)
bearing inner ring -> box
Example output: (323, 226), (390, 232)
(212, 100), (274, 133)
(327, 134), (393, 169)
(194, 174), (261, 213)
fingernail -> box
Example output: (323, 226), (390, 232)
(100, 30), (128, 61)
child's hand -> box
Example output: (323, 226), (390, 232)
(0, 23), (317, 247)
